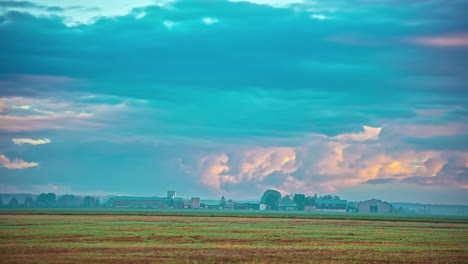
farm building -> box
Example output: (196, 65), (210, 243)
(279, 204), (298, 211)
(191, 197), (200, 209)
(112, 191), (183, 209)
(113, 197), (174, 208)
(201, 200), (222, 209)
(358, 199), (393, 213)
(315, 199), (347, 212)
(234, 202), (259, 210)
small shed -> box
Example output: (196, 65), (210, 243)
(358, 199), (392, 214)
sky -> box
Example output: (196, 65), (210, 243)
(0, 0), (467, 204)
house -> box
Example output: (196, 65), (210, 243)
(304, 206), (316, 212)
(358, 199), (393, 214)
(315, 199), (347, 212)
(201, 200), (222, 209)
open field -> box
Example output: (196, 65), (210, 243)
(0, 210), (467, 263)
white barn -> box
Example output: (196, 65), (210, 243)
(358, 199), (393, 214)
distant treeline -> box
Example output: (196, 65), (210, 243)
(258, 189), (341, 211)
(0, 193), (106, 209)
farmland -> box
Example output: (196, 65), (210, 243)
(0, 210), (467, 263)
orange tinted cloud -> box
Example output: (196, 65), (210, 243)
(409, 33), (468, 47)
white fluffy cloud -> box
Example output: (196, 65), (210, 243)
(12, 138), (51, 145)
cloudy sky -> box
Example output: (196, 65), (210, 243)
(0, 0), (467, 204)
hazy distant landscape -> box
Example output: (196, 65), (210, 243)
(2, 191), (468, 216)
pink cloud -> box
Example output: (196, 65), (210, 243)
(409, 32), (468, 47)
(0, 100), (10, 114)
(0, 154), (39, 169)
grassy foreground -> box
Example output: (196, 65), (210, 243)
(0, 210), (467, 263)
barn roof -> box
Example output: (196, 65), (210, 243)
(359, 198), (389, 204)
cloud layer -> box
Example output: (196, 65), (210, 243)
(0, 0), (466, 203)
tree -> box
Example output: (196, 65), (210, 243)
(46, 193), (56, 205)
(57, 195), (81, 208)
(0, 196), (3, 208)
(82, 196), (95, 208)
(280, 195), (293, 205)
(8, 198), (19, 208)
(305, 196), (315, 206)
(293, 194), (307, 211)
(24, 197), (34, 208)
(220, 196), (226, 208)
(319, 195), (341, 200)
(320, 195), (333, 200)
(36, 193), (57, 207)
(94, 198), (101, 208)
(260, 189), (281, 210)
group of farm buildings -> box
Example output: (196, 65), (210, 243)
(112, 191), (394, 214)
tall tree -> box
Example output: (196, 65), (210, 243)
(260, 189), (281, 210)
(220, 196), (226, 208)
(8, 198), (19, 208)
(94, 198), (101, 208)
(35, 193), (57, 207)
(320, 195), (334, 200)
(46, 193), (56, 205)
(24, 197), (34, 208)
(280, 195), (293, 205)
(305, 196), (315, 206)
(57, 195), (81, 208)
(293, 194), (307, 211)
(82, 196), (96, 208)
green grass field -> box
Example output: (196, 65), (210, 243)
(0, 210), (467, 263)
